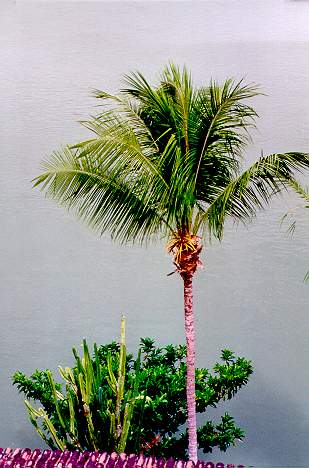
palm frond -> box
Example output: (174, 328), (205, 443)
(191, 80), (261, 200)
(91, 89), (159, 151)
(72, 114), (165, 186)
(286, 179), (309, 203)
(198, 152), (309, 239)
(280, 179), (309, 235)
(280, 179), (309, 280)
(33, 147), (172, 244)
(122, 64), (194, 156)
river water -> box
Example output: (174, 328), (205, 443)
(1, 1), (309, 466)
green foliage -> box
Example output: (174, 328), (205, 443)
(14, 318), (142, 453)
(13, 337), (253, 458)
(34, 63), (309, 244)
(280, 179), (309, 281)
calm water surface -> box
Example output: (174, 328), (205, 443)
(1, 1), (309, 466)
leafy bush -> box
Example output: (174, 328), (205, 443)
(13, 338), (252, 459)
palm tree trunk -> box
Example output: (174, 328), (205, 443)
(182, 272), (197, 462)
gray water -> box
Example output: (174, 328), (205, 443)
(1, 0), (309, 466)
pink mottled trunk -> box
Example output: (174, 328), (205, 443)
(182, 272), (197, 463)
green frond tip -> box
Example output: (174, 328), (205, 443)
(34, 63), (309, 246)
(201, 152), (309, 240)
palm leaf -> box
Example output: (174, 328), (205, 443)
(33, 147), (172, 244)
(198, 152), (309, 239)
(191, 80), (260, 200)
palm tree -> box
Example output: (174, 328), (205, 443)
(34, 64), (309, 462)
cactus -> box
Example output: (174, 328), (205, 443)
(22, 317), (142, 453)
(106, 315), (143, 453)
(24, 341), (99, 451)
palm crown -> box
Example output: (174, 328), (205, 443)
(35, 64), (309, 249)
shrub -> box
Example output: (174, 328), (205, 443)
(13, 337), (252, 459)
